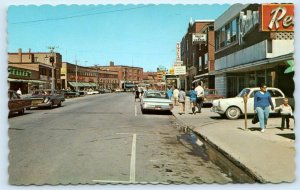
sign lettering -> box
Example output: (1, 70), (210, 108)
(261, 4), (294, 31)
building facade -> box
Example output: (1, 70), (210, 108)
(8, 48), (62, 93)
(99, 62), (143, 89)
(213, 3), (294, 97)
(62, 62), (119, 90)
(181, 20), (215, 90)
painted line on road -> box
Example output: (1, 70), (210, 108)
(130, 133), (137, 183)
(135, 104), (137, 116)
(92, 179), (130, 184)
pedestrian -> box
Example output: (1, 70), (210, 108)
(254, 83), (274, 133)
(275, 98), (293, 130)
(16, 88), (22, 96)
(189, 86), (197, 114)
(178, 88), (186, 115)
(173, 87), (179, 106)
(194, 82), (204, 113)
(167, 87), (173, 100)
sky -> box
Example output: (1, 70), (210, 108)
(7, 4), (230, 72)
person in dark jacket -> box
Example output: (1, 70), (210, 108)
(254, 83), (274, 133)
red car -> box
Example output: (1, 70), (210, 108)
(203, 89), (224, 106)
(8, 90), (32, 115)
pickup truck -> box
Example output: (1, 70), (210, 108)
(25, 89), (65, 109)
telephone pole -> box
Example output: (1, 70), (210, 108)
(47, 46), (58, 95)
(75, 58), (79, 92)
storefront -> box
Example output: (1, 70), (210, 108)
(213, 3), (294, 97)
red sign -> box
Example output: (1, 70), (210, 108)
(260, 4), (294, 31)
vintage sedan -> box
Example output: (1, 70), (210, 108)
(26, 89), (65, 109)
(211, 87), (286, 120)
(8, 90), (32, 115)
(140, 90), (173, 114)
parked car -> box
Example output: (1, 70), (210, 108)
(8, 90), (32, 115)
(203, 89), (224, 106)
(25, 89), (65, 109)
(211, 87), (286, 120)
(140, 90), (173, 114)
(86, 89), (100, 95)
(61, 90), (80, 98)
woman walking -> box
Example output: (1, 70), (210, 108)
(254, 84), (274, 133)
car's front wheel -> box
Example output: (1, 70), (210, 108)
(225, 106), (241, 120)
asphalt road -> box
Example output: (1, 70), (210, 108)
(8, 93), (232, 185)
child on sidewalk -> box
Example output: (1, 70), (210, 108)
(275, 98), (293, 130)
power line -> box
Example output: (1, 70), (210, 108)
(10, 5), (155, 25)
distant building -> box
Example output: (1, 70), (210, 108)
(63, 62), (119, 90)
(99, 64), (143, 89)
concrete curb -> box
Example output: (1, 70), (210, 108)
(171, 111), (266, 183)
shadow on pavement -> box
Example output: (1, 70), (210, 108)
(277, 133), (295, 140)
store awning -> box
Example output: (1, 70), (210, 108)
(8, 78), (48, 84)
(68, 82), (82, 87)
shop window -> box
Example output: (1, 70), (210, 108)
(231, 19), (237, 42)
(220, 27), (226, 48)
(215, 31), (220, 50)
(199, 56), (202, 71)
(204, 53), (208, 70)
(225, 23), (231, 45)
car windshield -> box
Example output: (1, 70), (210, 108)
(236, 88), (250, 97)
(145, 92), (166, 99)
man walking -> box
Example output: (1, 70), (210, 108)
(194, 82), (204, 113)
(173, 87), (179, 106)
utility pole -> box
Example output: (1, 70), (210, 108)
(75, 58), (79, 92)
(47, 46), (58, 95)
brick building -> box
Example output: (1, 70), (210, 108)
(8, 48), (62, 93)
(181, 20), (215, 90)
(62, 62), (119, 90)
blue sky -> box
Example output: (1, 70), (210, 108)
(8, 4), (230, 71)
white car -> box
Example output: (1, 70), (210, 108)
(140, 90), (173, 114)
(86, 90), (99, 95)
(211, 87), (285, 120)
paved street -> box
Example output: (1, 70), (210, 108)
(8, 93), (232, 185)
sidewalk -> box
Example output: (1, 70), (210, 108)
(171, 100), (295, 183)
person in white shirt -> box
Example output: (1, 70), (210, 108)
(194, 82), (204, 113)
(275, 98), (293, 130)
(173, 87), (180, 106)
(178, 88), (186, 115)
(16, 88), (22, 96)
